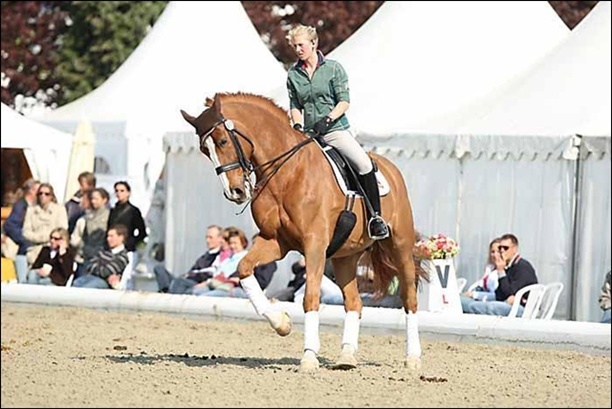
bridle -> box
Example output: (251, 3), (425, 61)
(198, 116), (314, 209)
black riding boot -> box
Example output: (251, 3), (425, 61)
(359, 169), (390, 240)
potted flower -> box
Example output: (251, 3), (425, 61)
(413, 233), (460, 260)
(413, 233), (462, 314)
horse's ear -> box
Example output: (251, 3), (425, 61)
(213, 93), (221, 115)
(180, 110), (196, 128)
(204, 97), (214, 107)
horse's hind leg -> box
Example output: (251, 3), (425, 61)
(387, 237), (422, 371)
(331, 253), (362, 370)
(238, 236), (291, 337)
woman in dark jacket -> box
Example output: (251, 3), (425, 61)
(28, 227), (75, 286)
(107, 181), (147, 252)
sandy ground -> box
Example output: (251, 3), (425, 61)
(1, 303), (610, 408)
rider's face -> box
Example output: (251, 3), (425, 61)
(291, 35), (315, 61)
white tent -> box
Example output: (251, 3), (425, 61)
(272, 1), (569, 134)
(430, 1), (611, 137)
(32, 1), (286, 213)
(1, 103), (73, 200)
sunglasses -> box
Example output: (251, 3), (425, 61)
(498, 245), (511, 251)
(38, 191), (52, 196)
(50, 236), (62, 241)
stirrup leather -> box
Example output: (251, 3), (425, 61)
(368, 215), (390, 240)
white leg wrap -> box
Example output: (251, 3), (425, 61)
(341, 311), (360, 352)
(240, 274), (271, 316)
(406, 311), (422, 357)
(304, 311), (320, 354)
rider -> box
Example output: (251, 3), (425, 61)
(285, 24), (389, 240)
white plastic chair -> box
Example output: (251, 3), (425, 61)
(507, 283), (546, 319)
(537, 282), (564, 320)
(456, 277), (467, 293)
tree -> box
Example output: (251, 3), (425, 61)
(549, 1), (598, 29)
(242, 1), (384, 67)
(0, 1), (67, 110)
(53, 1), (167, 106)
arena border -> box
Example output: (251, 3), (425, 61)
(2, 284), (609, 354)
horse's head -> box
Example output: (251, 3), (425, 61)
(180, 94), (255, 204)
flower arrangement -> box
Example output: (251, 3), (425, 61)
(413, 233), (460, 260)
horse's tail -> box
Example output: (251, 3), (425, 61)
(369, 241), (399, 299)
(368, 242), (429, 298)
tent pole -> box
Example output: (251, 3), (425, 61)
(569, 134), (583, 321)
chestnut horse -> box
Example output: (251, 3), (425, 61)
(181, 93), (423, 372)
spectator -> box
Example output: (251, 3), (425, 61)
(286, 256), (343, 305)
(80, 188), (111, 266)
(27, 227), (75, 286)
(460, 238), (501, 313)
(193, 226), (249, 297)
(71, 224), (129, 289)
(2, 178), (40, 282)
(599, 270), (611, 324)
(65, 171), (96, 234)
(153, 225), (224, 294)
(468, 233), (538, 317)
(267, 258), (309, 302)
(210, 233), (277, 299)
(22, 183), (68, 269)
(69, 188), (93, 278)
(108, 181), (147, 253)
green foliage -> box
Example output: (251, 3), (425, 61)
(54, 1), (168, 105)
(0, 1), (68, 109)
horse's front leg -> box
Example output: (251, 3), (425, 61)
(299, 245), (327, 373)
(238, 236), (291, 337)
(331, 254), (362, 370)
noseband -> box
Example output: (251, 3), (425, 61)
(198, 117), (255, 176)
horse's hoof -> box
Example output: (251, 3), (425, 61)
(299, 355), (320, 373)
(274, 311), (292, 337)
(333, 352), (358, 370)
(404, 356), (422, 371)
(263, 311), (292, 337)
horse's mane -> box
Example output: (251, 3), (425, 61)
(216, 92), (289, 124)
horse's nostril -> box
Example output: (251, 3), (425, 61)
(232, 188), (244, 197)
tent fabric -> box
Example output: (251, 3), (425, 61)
(272, 1), (569, 136)
(31, 1), (287, 213)
(1, 103), (73, 200)
(429, 1), (612, 138)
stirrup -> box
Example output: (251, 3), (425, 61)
(367, 215), (390, 240)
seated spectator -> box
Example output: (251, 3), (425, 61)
(71, 224), (129, 290)
(193, 226), (249, 297)
(468, 233), (538, 317)
(27, 227), (75, 286)
(3, 179), (40, 282)
(22, 183), (68, 268)
(461, 238), (501, 313)
(266, 258), (308, 302)
(153, 225), (225, 294)
(599, 270), (611, 324)
(69, 188), (93, 277)
(287, 256), (343, 305)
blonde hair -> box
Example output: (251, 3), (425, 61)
(285, 24), (318, 45)
(50, 227), (70, 243)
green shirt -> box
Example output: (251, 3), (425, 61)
(287, 52), (351, 134)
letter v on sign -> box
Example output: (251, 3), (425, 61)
(435, 264), (450, 289)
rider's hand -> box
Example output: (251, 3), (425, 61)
(313, 116), (333, 135)
(293, 123), (303, 132)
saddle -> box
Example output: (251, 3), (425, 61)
(311, 137), (390, 258)
(313, 139), (390, 197)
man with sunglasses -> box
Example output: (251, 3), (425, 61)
(469, 233), (538, 317)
